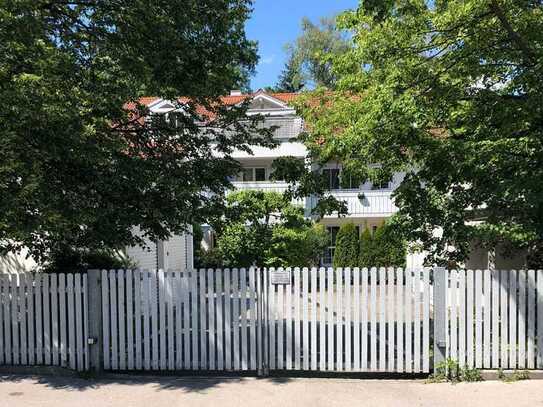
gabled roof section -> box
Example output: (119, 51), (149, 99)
(247, 91), (290, 111)
(134, 91), (300, 119)
(220, 91), (299, 107)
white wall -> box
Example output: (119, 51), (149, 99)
(162, 227), (194, 271)
(127, 227), (194, 271)
(0, 247), (38, 273)
(125, 233), (158, 270)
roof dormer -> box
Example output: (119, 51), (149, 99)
(246, 90), (297, 116)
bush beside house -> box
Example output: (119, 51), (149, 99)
(333, 223), (359, 267)
(358, 223), (406, 268)
(358, 228), (374, 267)
(201, 190), (329, 268)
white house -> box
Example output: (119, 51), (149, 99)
(147, 90), (414, 267)
(152, 89), (522, 269)
(2, 90), (524, 272)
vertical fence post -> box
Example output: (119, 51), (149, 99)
(433, 267), (447, 369)
(87, 269), (103, 373)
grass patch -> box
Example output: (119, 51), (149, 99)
(497, 368), (530, 383)
(427, 358), (482, 383)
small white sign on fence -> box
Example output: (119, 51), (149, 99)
(270, 269), (291, 285)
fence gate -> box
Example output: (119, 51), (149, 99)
(100, 269), (262, 372)
(100, 267), (431, 375)
(265, 267), (431, 374)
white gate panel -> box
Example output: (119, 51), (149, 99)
(0, 272), (88, 371)
(265, 267), (431, 373)
(446, 269), (543, 370)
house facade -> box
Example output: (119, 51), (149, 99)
(134, 90), (527, 270)
(1, 91), (525, 272)
(220, 90), (407, 267)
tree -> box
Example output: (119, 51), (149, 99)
(284, 16), (351, 89)
(372, 223), (406, 268)
(273, 55), (304, 93)
(0, 0), (275, 265)
(291, 0), (543, 265)
(211, 190), (328, 267)
(333, 223), (359, 267)
(266, 224), (328, 267)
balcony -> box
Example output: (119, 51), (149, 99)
(230, 181), (290, 193)
(229, 181), (305, 206)
(230, 182), (397, 218)
(308, 190), (398, 218)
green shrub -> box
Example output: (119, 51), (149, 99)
(358, 222), (406, 267)
(266, 224), (329, 267)
(217, 223), (268, 267)
(498, 368), (530, 382)
(212, 190), (328, 268)
(373, 223), (406, 267)
(197, 247), (224, 269)
(428, 358), (483, 383)
(359, 228), (375, 267)
(333, 223), (359, 267)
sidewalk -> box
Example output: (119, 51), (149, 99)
(0, 375), (541, 407)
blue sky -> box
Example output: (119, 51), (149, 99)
(245, 0), (358, 91)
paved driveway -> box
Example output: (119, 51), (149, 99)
(0, 375), (541, 407)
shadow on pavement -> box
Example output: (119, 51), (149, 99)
(0, 372), (294, 393)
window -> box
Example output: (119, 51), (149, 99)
(323, 168), (361, 190)
(238, 167), (267, 182)
(255, 168), (266, 181)
(242, 168), (254, 182)
(323, 168), (340, 190)
(322, 226), (340, 265)
(340, 173), (361, 189)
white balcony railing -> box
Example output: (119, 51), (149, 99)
(229, 182), (397, 218)
(230, 181), (291, 193)
(309, 190), (397, 218)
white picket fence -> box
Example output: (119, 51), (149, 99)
(101, 267), (431, 373)
(447, 269), (543, 369)
(266, 267), (431, 372)
(101, 268), (261, 371)
(0, 273), (89, 371)
(1, 268), (542, 375)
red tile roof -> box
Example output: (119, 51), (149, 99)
(124, 92), (299, 123)
(132, 92), (299, 108)
(219, 92), (299, 105)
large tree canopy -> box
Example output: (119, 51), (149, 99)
(286, 0), (543, 265)
(0, 0), (275, 263)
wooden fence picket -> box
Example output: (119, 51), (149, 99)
(0, 267), (537, 375)
(0, 272), (87, 371)
(445, 269), (543, 370)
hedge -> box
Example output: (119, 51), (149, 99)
(333, 223), (359, 267)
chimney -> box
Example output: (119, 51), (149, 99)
(230, 90), (242, 96)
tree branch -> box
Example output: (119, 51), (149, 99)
(488, 0), (538, 66)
